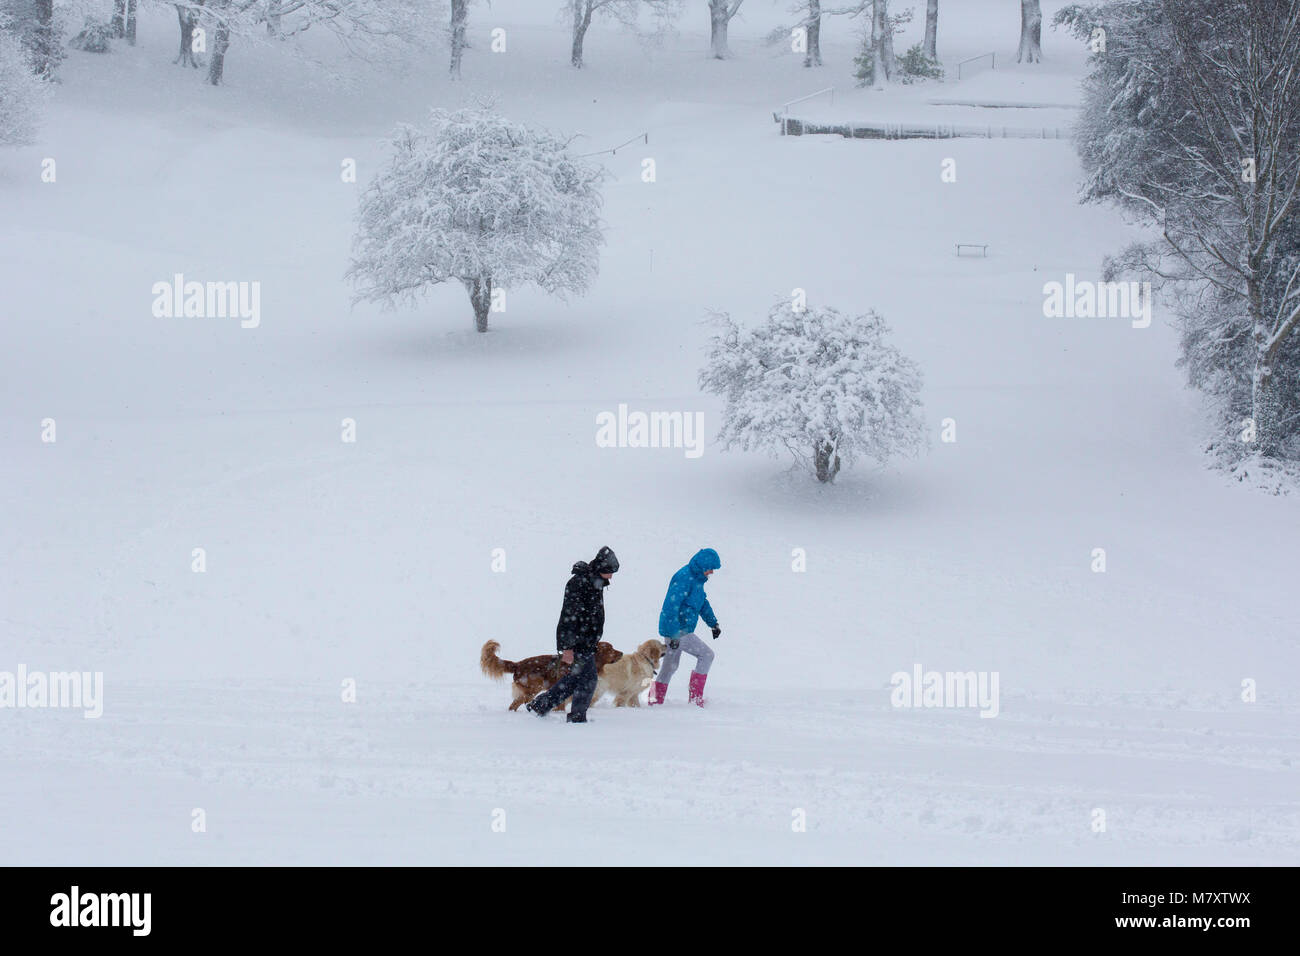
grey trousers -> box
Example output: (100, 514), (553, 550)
(658, 632), (714, 685)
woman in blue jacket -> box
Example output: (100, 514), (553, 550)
(650, 548), (722, 707)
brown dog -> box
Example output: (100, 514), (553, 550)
(481, 641), (623, 712)
(590, 640), (666, 708)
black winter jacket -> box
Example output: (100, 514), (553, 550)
(555, 547), (618, 653)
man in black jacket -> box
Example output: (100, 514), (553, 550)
(527, 546), (619, 723)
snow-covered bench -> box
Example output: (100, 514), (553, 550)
(955, 243), (989, 257)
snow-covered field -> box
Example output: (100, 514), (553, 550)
(2, 2), (1298, 865)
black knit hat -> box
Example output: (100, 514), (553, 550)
(589, 545), (619, 575)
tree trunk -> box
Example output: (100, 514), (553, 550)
(175, 4), (202, 68)
(207, 4), (231, 87)
(804, 0), (821, 68)
(571, 1), (593, 68)
(450, 0), (468, 78)
(267, 0), (282, 35)
(113, 1), (127, 38)
(1248, 272), (1284, 457)
(924, 0), (938, 60)
(468, 276), (493, 333)
(813, 441), (841, 483)
(126, 0), (138, 45)
(871, 0), (894, 86)
(30, 0), (58, 78)
(708, 0), (734, 60)
(1017, 0), (1042, 63)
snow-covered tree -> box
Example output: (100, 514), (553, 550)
(772, 1), (918, 74)
(764, 0), (826, 68)
(347, 108), (607, 334)
(0, 0), (60, 78)
(110, 0), (136, 44)
(168, 0), (428, 86)
(565, 0), (680, 69)
(0, 17), (47, 146)
(70, 15), (114, 52)
(1061, 0), (1300, 465)
(1018, 0), (1042, 63)
(850, 0), (911, 87)
(700, 300), (925, 482)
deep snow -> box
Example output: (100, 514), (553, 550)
(1, 2), (1298, 865)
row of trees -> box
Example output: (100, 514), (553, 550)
(402, 0), (1047, 80)
(1061, 0), (1300, 468)
(169, 0), (430, 86)
(3, 1), (1049, 86)
(0, 0), (432, 85)
(776, 0), (1041, 77)
(595, 1), (1045, 75)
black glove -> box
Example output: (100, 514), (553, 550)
(668, 638), (680, 651)
(711, 626), (721, 640)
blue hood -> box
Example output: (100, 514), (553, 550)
(688, 548), (721, 577)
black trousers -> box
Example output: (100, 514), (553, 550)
(532, 650), (598, 719)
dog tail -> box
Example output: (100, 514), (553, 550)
(480, 641), (516, 680)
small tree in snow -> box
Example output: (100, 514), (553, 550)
(347, 108), (607, 333)
(700, 300), (925, 483)
(0, 19), (47, 147)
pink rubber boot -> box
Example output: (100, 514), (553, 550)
(648, 681), (668, 706)
(688, 672), (708, 707)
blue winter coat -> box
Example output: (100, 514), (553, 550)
(658, 549), (721, 638)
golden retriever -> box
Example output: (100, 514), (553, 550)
(480, 641), (623, 712)
(590, 640), (666, 707)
